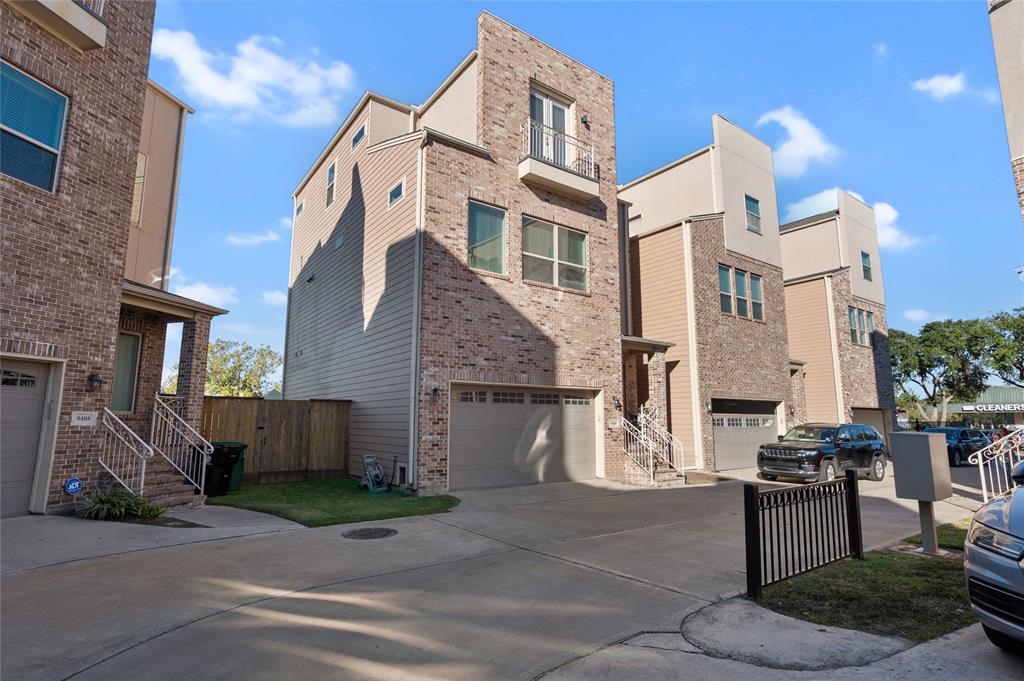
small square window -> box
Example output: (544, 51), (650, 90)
(352, 125), (365, 148)
(388, 180), (404, 206)
(744, 195), (761, 234)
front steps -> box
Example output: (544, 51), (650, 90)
(142, 458), (205, 510)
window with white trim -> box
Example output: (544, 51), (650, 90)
(1, 61), (68, 192)
(734, 270), (749, 318)
(351, 125), (365, 148)
(750, 274), (763, 321)
(111, 332), (141, 412)
(388, 180), (404, 206)
(531, 393), (560, 405)
(861, 251), (873, 281)
(719, 265), (765, 321)
(457, 390), (486, 403)
(492, 391), (524, 404)
(325, 162), (336, 207)
(848, 306), (874, 347)
(563, 395), (591, 405)
(522, 217), (588, 291)
(468, 201), (505, 274)
(719, 265), (732, 314)
(744, 195), (761, 234)
(295, 201), (303, 218)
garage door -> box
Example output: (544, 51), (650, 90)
(1, 360), (50, 518)
(712, 406), (778, 471)
(852, 408), (888, 445)
(449, 386), (596, 489)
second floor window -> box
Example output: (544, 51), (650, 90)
(468, 200), (505, 274)
(750, 273), (763, 321)
(522, 217), (588, 291)
(735, 270), (749, 317)
(861, 251), (873, 281)
(848, 306), (874, 346)
(719, 265), (765, 321)
(719, 265), (732, 314)
(744, 195), (761, 234)
(130, 152), (147, 225)
(1, 61), (68, 192)
(326, 162), (336, 207)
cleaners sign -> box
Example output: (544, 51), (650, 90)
(962, 403), (1024, 413)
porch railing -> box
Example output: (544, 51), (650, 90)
(521, 119), (597, 180)
(969, 429), (1024, 502)
(622, 418), (655, 485)
(99, 408), (153, 494)
(150, 394), (213, 493)
(637, 407), (692, 471)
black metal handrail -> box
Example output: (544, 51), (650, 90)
(744, 469), (863, 599)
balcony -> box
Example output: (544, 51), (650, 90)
(8, 0), (107, 51)
(518, 119), (600, 201)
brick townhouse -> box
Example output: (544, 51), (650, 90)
(284, 12), (639, 492)
(1, 0), (224, 517)
(988, 0), (1024, 221)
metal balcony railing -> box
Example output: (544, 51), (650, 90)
(521, 119), (597, 181)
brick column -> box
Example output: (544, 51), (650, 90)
(176, 314), (211, 427)
(623, 352), (640, 418)
(647, 351), (669, 429)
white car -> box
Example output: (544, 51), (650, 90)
(964, 461), (1024, 654)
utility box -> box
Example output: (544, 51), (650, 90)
(890, 432), (953, 501)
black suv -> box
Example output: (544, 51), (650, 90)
(923, 427), (990, 467)
(756, 423), (888, 483)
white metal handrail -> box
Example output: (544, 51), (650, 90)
(638, 407), (694, 471)
(521, 119), (597, 180)
(968, 430), (1024, 502)
(99, 408), (153, 494)
(622, 418), (656, 485)
(151, 394), (213, 493)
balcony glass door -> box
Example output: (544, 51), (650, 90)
(530, 91), (569, 169)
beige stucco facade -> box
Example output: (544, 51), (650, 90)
(988, 0), (1024, 219)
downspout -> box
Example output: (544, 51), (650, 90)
(683, 221), (704, 469)
(160, 105), (188, 290)
(407, 135), (427, 489)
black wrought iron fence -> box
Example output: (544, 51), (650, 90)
(744, 469), (864, 599)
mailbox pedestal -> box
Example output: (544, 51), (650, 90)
(890, 432), (953, 555)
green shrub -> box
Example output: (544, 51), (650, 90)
(83, 488), (162, 521)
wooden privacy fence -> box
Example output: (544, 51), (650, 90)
(744, 469), (864, 599)
(201, 398), (351, 484)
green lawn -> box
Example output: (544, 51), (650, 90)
(760, 549), (975, 642)
(208, 479), (460, 528)
(904, 518), (972, 552)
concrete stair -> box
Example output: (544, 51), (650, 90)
(652, 463), (686, 487)
(143, 457), (204, 510)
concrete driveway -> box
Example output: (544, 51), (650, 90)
(0, 471), (990, 681)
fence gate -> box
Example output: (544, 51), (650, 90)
(744, 469), (864, 599)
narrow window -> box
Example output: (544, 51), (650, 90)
(388, 180), (404, 206)
(111, 332), (141, 412)
(295, 201), (303, 218)
(744, 195), (761, 234)
(750, 274), (763, 321)
(1, 61), (68, 192)
(848, 307), (858, 344)
(325, 162), (336, 207)
(861, 251), (872, 281)
(351, 125), (365, 148)
(468, 201), (505, 274)
(719, 265), (732, 314)
(857, 309), (867, 345)
(865, 311), (874, 347)
(523, 217), (588, 291)
(735, 270), (749, 318)
(130, 152), (147, 225)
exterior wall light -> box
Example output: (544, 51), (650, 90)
(87, 372), (104, 390)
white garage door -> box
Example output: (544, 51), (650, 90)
(449, 386), (596, 489)
(1, 360), (50, 518)
(712, 409), (777, 471)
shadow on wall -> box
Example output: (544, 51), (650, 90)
(285, 162), (592, 488)
(870, 328), (895, 416)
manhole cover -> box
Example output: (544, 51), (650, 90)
(342, 527), (398, 540)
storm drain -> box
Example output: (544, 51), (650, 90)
(342, 527), (398, 540)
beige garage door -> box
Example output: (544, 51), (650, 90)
(449, 386), (596, 489)
(1, 360), (50, 518)
(852, 408), (888, 445)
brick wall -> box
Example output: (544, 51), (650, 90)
(1, 1), (155, 511)
(413, 14), (623, 491)
(1013, 156), (1024, 223)
(789, 363), (808, 425)
(689, 214), (792, 468)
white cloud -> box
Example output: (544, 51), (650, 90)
(217, 321), (272, 336)
(903, 309), (950, 323)
(261, 290), (288, 306)
(783, 189), (919, 250)
(279, 217), (292, 229)
(173, 281), (239, 307)
(872, 42), (888, 58)
(911, 72), (966, 100)
(756, 106), (840, 178)
(225, 230), (280, 246)
(873, 202), (919, 250)
(151, 29), (355, 127)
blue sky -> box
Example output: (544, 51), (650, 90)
(149, 1), (1023, 382)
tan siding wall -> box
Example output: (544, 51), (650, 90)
(417, 57), (478, 144)
(784, 278), (839, 422)
(283, 137), (419, 481)
(630, 227), (696, 452)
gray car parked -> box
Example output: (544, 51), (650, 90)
(964, 461), (1024, 655)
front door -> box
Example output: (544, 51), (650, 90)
(1, 359), (50, 517)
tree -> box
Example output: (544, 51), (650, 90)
(981, 308), (1024, 388)
(161, 340), (283, 398)
(204, 339), (283, 397)
(890, 320), (989, 425)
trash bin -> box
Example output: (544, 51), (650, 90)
(211, 441), (248, 493)
(203, 462), (230, 497)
